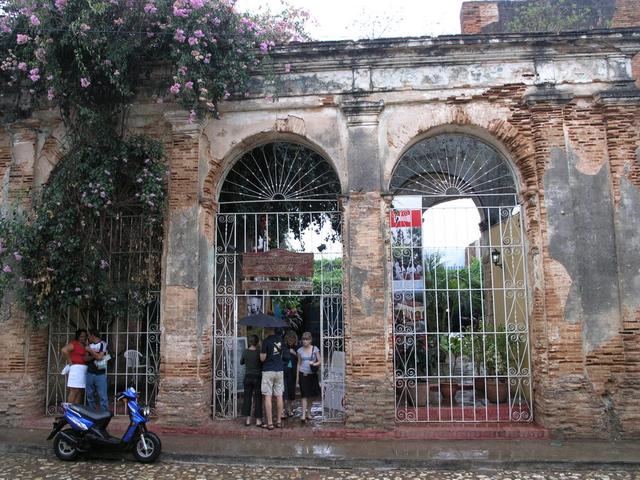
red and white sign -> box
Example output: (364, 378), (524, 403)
(390, 209), (422, 228)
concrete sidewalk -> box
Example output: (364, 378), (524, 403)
(1, 424), (639, 470)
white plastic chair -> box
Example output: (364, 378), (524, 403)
(123, 349), (146, 374)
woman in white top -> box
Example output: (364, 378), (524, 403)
(296, 331), (321, 423)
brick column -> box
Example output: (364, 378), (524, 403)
(0, 120), (48, 425)
(525, 88), (583, 432)
(340, 98), (395, 428)
(598, 86), (640, 437)
(527, 84), (627, 437)
(155, 112), (212, 425)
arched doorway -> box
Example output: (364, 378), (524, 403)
(390, 133), (532, 423)
(212, 142), (345, 422)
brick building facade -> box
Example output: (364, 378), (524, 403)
(1, 26), (640, 438)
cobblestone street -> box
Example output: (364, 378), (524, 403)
(1, 453), (639, 480)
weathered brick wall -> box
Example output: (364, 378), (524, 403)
(154, 114), (213, 425)
(343, 192), (395, 428)
(0, 122), (48, 425)
(611, 0), (640, 27)
(460, 2), (499, 35)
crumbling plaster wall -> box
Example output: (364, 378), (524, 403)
(1, 31), (639, 435)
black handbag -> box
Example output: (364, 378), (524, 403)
(310, 350), (319, 373)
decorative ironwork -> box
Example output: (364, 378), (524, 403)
(218, 142), (341, 213)
(46, 214), (162, 416)
(390, 134), (518, 205)
(391, 135), (532, 423)
(214, 142), (343, 422)
(212, 211), (344, 422)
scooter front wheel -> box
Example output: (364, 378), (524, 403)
(132, 431), (161, 463)
(53, 431), (79, 461)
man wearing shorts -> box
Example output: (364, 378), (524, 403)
(260, 327), (284, 429)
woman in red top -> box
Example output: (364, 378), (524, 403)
(61, 329), (88, 404)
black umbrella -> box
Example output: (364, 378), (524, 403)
(238, 312), (288, 328)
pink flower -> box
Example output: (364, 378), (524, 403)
(80, 77), (91, 88)
(188, 37), (198, 46)
(47, 88), (55, 100)
(2, 265), (12, 273)
(284, 63), (291, 73)
(188, 110), (196, 124)
(189, 0), (205, 8)
(174, 29), (186, 43)
(16, 34), (30, 44)
(55, 0), (67, 11)
(169, 83), (180, 94)
(259, 42), (269, 54)
(30, 15), (41, 26)
(173, 7), (188, 17)
(184, 81), (193, 89)
(143, 3), (157, 14)
(113, 18), (124, 26)
(0, 18), (11, 33)
(194, 29), (205, 38)
(29, 68), (40, 82)
(13, 252), (22, 261)
(99, 259), (109, 269)
(17, 62), (27, 71)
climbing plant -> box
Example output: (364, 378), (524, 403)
(0, 0), (309, 328)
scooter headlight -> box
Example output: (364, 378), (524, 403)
(142, 406), (150, 417)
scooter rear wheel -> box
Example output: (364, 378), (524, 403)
(132, 431), (161, 463)
(53, 431), (79, 461)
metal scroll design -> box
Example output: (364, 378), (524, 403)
(212, 210), (344, 422)
(392, 201), (533, 423)
(45, 214), (162, 416)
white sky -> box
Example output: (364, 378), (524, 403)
(237, 0), (467, 40)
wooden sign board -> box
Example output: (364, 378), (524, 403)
(242, 249), (314, 278)
(241, 280), (314, 291)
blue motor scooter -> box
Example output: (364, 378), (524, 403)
(47, 387), (161, 463)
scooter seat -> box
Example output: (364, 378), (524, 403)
(68, 404), (113, 422)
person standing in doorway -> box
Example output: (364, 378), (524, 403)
(61, 329), (88, 404)
(282, 331), (299, 418)
(85, 329), (109, 412)
(297, 331), (321, 423)
(260, 327), (284, 430)
(240, 334), (263, 427)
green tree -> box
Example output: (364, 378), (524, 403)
(505, 0), (611, 33)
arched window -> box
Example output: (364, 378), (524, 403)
(390, 133), (532, 424)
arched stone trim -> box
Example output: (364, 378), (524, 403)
(383, 109), (538, 199)
(203, 130), (345, 208)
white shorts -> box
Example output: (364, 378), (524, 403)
(67, 364), (87, 388)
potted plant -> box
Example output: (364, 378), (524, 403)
(437, 332), (471, 402)
(474, 321), (509, 403)
(414, 335), (439, 405)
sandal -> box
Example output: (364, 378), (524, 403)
(261, 423), (274, 430)
(276, 422), (283, 429)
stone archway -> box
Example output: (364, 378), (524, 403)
(212, 141), (346, 423)
(389, 133), (533, 423)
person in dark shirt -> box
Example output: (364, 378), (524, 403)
(240, 334), (263, 426)
(85, 329), (109, 412)
(282, 331), (299, 418)
(260, 328), (284, 430)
